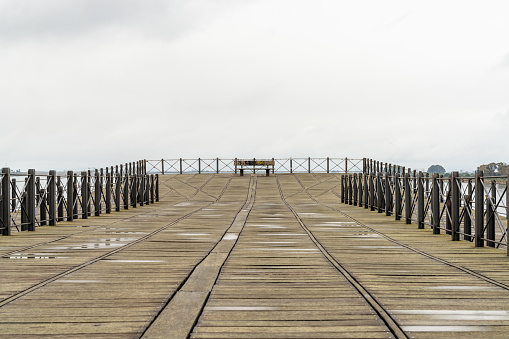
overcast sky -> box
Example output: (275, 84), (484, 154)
(1, 0), (508, 172)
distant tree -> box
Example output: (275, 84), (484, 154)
(427, 165), (446, 174)
(478, 162), (509, 176)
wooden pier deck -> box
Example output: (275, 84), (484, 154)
(1, 173), (509, 338)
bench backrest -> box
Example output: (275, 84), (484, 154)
(234, 160), (274, 167)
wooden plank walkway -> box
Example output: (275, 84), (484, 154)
(1, 173), (509, 338)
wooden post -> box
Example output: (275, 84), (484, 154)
(451, 172), (460, 241)
(369, 173), (375, 211)
(506, 176), (509, 256)
(155, 174), (159, 202)
(27, 169), (36, 231)
(475, 170), (484, 247)
(395, 173), (401, 220)
(161, 159), (165, 175)
(106, 172), (111, 214)
(358, 173), (363, 208)
(115, 173), (121, 212)
(377, 172), (382, 213)
(385, 172), (391, 216)
(48, 170), (56, 226)
(353, 174), (358, 206)
(80, 172), (87, 219)
(464, 179), (473, 240)
(486, 180), (497, 247)
(139, 174), (144, 207)
(1, 168), (11, 235)
(363, 174), (368, 209)
(57, 184), (64, 222)
(341, 176), (345, 203)
(150, 175), (155, 203)
(418, 171), (424, 229)
(405, 173), (411, 224)
(432, 174), (440, 234)
(124, 171), (129, 209)
(95, 170), (101, 216)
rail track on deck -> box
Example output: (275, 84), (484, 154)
(0, 175), (233, 309)
(293, 173), (509, 291)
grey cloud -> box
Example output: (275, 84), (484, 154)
(0, 0), (236, 42)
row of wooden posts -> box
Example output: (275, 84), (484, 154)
(341, 170), (509, 254)
(0, 160), (158, 236)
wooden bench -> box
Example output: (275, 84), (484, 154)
(234, 159), (275, 176)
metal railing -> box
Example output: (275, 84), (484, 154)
(0, 160), (159, 236)
(146, 157), (368, 174)
(342, 170), (509, 255)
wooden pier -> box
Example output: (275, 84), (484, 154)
(2, 173), (509, 338)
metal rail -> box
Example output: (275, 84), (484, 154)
(343, 170), (509, 255)
(146, 157), (375, 174)
(0, 160), (158, 236)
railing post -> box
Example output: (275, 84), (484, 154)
(155, 174), (159, 202)
(57, 184), (64, 222)
(348, 175), (353, 205)
(475, 170), (484, 247)
(73, 174), (78, 219)
(486, 180), (497, 247)
(385, 172), (391, 216)
(352, 174), (357, 206)
(327, 157), (330, 174)
(198, 158), (201, 174)
(217, 158), (219, 174)
(369, 173), (375, 211)
(290, 158), (293, 174)
(363, 174), (368, 209)
(395, 173), (401, 220)
(106, 172), (112, 214)
(180, 158), (183, 174)
(132, 175), (137, 208)
(66, 172), (74, 221)
(95, 170), (101, 216)
(377, 172), (382, 213)
(345, 157), (348, 174)
(27, 169), (36, 231)
(506, 176), (509, 256)
(358, 173), (363, 208)
(439, 174), (444, 202)
(161, 159), (165, 175)
(115, 173), (121, 212)
(451, 171), (460, 241)
(341, 175), (345, 203)
(87, 170), (92, 216)
(432, 174), (440, 234)
(308, 157), (311, 173)
(145, 174), (150, 204)
(139, 174), (145, 207)
(36, 177), (45, 226)
(464, 179), (473, 240)
(124, 171), (129, 209)
(405, 173), (411, 224)
(1, 168), (11, 235)
(150, 175), (155, 203)
(48, 170), (56, 226)
(11, 178), (16, 216)
(418, 171), (424, 229)
(81, 172), (88, 219)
